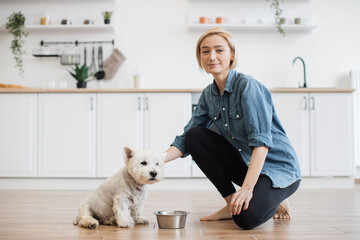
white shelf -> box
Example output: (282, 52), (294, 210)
(188, 23), (317, 32)
(0, 24), (115, 33)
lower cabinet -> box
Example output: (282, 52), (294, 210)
(0, 94), (37, 177)
(38, 94), (96, 177)
(272, 92), (354, 177)
(97, 93), (192, 178)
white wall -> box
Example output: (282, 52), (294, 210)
(1, 0), (360, 90)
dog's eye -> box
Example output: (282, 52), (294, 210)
(141, 161), (147, 166)
(156, 163), (159, 166)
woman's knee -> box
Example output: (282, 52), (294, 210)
(232, 208), (270, 230)
(185, 126), (207, 147)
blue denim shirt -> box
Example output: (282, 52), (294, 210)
(171, 70), (301, 188)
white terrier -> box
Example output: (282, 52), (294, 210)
(73, 147), (166, 229)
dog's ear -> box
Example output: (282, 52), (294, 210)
(124, 146), (134, 163)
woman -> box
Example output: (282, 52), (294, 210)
(165, 27), (301, 230)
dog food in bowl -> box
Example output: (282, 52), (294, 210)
(154, 211), (190, 229)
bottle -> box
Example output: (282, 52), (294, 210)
(134, 66), (143, 89)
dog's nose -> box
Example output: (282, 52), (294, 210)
(150, 171), (157, 178)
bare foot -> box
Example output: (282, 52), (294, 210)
(273, 199), (291, 219)
(200, 205), (232, 221)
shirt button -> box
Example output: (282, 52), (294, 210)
(239, 149), (242, 152)
(232, 136), (235, 139)
(236, 115), (240, 118)
(222, 107), (226, 111)
(224, 123), (228, 127)
(214, 117), (217, 120)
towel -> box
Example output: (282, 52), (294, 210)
(103, 49), (126, 80)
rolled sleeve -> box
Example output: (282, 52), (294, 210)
(241, 79), (274, 149)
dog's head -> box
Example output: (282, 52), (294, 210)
(123, 147), (166, 185)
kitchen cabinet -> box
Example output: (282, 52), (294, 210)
(97, 93), (192, 178)
(0, 94), (37, 177)
(38, 93), (96, 177)
(272, 92), (354, 177)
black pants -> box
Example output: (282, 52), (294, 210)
(185, 126), (300, 230)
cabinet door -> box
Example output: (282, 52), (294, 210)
(310, 93), (354, 176)
(38, 94), (96, 177)
(97, 93), (143, 177)
(0, 94), (37, 177)
(272, 93), (310, 176)
(144, 93), (192, 177)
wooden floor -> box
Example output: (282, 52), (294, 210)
(1, 185), (360, 240)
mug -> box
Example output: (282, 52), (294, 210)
(294, 17), (308, 25)
(257, 18), (266, 24)
(199, 16), (212, 24)
(216, 17), (228, 24)
(241, 18), (251, 24)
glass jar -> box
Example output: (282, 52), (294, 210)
(40, 11), (51, 25)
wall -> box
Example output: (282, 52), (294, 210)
(1, 0), (360, 90)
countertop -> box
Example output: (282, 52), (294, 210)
(0, 88), (355, 93)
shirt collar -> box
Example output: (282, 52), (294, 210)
(211, 69), (235, 96)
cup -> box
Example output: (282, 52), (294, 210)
(59, 81), (67, 89)
(277, 17), (293, 25)
(294, 17), (308, 25)
(199, 16), (212, 24)
(257, 18), (266, 24)
(216, 17), (228, 24)
(241, 18), (250, 24)
(48, 81), (56, 89)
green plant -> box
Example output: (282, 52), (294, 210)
(102, 11), (113, 20)
(68, 64), (93, 82)
(267, 0), (285, 36)
(5, 11), (28, 76)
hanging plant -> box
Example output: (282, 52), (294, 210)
(5, 11), (28, 76)
(267, 0), (285, 36)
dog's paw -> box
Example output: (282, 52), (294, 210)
(79, 218), (99, 229)
(135, 216), (149, 224)
(117, 218), (135, 228)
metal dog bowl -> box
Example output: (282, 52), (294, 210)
(154, 211), (190, 229)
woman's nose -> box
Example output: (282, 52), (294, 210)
(209, 50), (216, 61)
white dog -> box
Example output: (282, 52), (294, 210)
(73, 147), (166, 229)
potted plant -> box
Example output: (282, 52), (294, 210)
(5, 11), (28, 76)
(267, 0), (285, 36)
(68, 64), (93, 88)
(102, 11), (113, 24)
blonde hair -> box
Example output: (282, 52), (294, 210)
(195, 27), (238, 70)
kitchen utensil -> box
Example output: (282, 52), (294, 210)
(88, 45), (96, 74)
(154, 211), (190, 229)
(83, 46), (87, 66)
(94, 45), (105, 80)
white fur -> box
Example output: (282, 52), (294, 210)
(73, 147), (166, 229)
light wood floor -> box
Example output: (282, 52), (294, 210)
(1, 185), (360, 240)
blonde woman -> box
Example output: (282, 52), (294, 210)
(165, 27), (301, 229)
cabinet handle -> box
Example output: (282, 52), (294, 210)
(302, 96), (307, 110)
(137, 97), (141, 110)
(90, 97), (94, 111)
(145, 97), (149, 110)
(310, 96), (315, 110)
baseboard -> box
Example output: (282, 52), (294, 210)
(0, 177), (355, 190)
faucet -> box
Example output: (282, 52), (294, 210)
(292, 56), (307, 88)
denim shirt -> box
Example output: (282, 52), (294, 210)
(171, 70), (301, 188)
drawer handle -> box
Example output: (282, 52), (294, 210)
(310, 96), (315, 110)
(137, 97), (141, 110)
(302, 96), (307, 110)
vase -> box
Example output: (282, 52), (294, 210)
(104, 19), (110, 24)
(77, 82), (87, 88)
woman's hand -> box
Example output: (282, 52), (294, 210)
(229, 187), (253, 215)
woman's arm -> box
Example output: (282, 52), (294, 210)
(229, 146), (269, 215)
(164, 146), (183, 163)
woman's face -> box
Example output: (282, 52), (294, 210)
(200, 34), (234, 75)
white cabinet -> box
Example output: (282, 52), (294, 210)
(0, 94), (37, 177)
(97, 93), (192, 178)
(38, 93), (96, 177)
(272, 92), (354, 177)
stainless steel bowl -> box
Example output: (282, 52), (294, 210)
(154, 211), (190, 229)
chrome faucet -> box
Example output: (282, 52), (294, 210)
(292, 56), (307, 88)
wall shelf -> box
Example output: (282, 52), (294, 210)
(188, 23), (317, 32)
(0, 24), (115, 33)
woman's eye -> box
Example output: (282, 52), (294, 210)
(217, 49), (224, 53)
(141, 161), (147, 166)
(202, 50), (209, 54)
